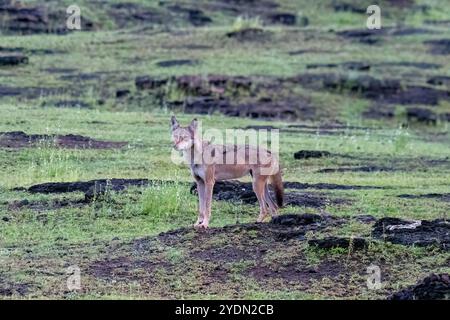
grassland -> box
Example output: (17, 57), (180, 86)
(0, 0), (449, 299)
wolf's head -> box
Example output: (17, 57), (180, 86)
(170, 116), (198, 151)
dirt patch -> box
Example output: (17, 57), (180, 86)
(337, 27), (436, 44)
(7, 198), (87, 212)
(46, 100), (92, 109)
(308, 237), (368, 250)
(156, 59), (198, 68)
(389, 273), (450, 300)
(190, 180), (350, 208)
(372, 217), (450, 250)
(307, 61), (370, 71)
(376, 62), (440, 70)
(317, 166), (395, 173)
(0, 279), (31, 296)
(24, 178), (150, 196)
(180, 96), (314, 121)
(0, 85), (65, 99)
(1, 46), (64, 55)
(89, 256), (168, 282)
(107, 2), (167, 29)
(0, 131), (127, 149)
(428, 76), (450, 87)
(294, 150), (331, 159)
(398, 193), (450, 202)
(424, 39), (450, 55)
(291, 73), (450, 106)
(166, 5), (212, 26)
(0, 54), (28, 66)
(226, 28), (271, 41)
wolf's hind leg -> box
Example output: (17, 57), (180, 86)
(253, 175), (269, 222)
(264, 184), (278, 217)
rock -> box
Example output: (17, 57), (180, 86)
(389, 273), (450, 300)
(308, 237), (368, 250)
(294, 150), (331, 159)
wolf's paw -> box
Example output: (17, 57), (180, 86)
(194, 222), (209, 230)
(193, 219), (203, 227)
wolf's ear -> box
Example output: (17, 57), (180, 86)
(171, 116), (179, 130)
(189, 118), (198, 132)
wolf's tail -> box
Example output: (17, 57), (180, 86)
(269, 170), (284, 207)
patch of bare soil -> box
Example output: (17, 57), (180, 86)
(135, 74), (315, 120)
(0, 85), (65, 98)
(294, 150), (331, 159)
(317, 166), (396, 173)
(0, 278), (31, 297)
(0, 0), (95, 34)
(291, 73), (450, 107)
(74, 213), (440, 298)
(337, 27), (436, 44)
(0, 131), (127, 149)
(156, 59), (198, 68)
(424, 39), (450, 55)
(389, 273), (450, 300)
(89, 256), (169, 282)
(190, 180), (350, 208)
(398, 193), (450, 202)
(7, 198), (87, 212)
(372, 218), (450, 250)
(0, 54), (28, 66)
(308, 237), (368, 250)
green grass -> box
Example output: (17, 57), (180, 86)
(1, 0), (450, 300)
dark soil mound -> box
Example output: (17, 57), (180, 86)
(428, 76), (450, 86)
(0, 54), (28, 66)
(317, 166), (395, 173)
(0, 131), (127, 149)
(292, 73), (450, 106)
(389, 273), (450, 300)
(308, 237), (368, 250)
(398, 193), (450, 202)
(226, 28), (270, 41)
(425, 39), (450, 55)
(294, 150), (331, 159)
(156, 59), (198, 68)
(372, 217), (450, 250)
(25, 178), (150, 195)
(190, 180), (349, 208)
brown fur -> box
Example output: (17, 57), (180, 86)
(170, 116), (284, 229)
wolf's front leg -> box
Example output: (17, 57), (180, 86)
(197, 181), (214, 229)
(194, 180), (205, 227)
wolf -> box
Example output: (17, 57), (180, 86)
(170, 116), (284, 229)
